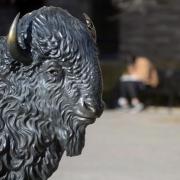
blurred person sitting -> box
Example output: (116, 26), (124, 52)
(118, 55), (159, 112)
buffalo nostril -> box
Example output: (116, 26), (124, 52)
(83, 100), (104, 118)
(76, 97), (103, 118)
(84, 101), (96, 113)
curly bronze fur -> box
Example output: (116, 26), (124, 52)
(0, 6), (103, 180)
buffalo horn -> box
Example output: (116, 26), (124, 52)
(83, 13), (96, 42)
(7, 13), (32, 65)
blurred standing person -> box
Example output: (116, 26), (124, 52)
(118, 55), (159, 112)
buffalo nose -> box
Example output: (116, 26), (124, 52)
(76, 97), (104, 118)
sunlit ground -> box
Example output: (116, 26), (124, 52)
(50, 107), (180, 180)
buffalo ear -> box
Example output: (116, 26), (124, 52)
(82, 13), (96, 42)
(7, 13), (32, 65)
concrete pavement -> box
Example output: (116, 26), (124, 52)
(50, 107), (180, 180)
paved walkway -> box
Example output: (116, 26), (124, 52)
(50, 107), (180, 180)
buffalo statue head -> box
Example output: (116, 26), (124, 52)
(0, 6), (103, 180)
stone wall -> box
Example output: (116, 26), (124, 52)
(118, 0), (180, 64)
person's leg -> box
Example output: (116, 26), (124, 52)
(118, 81), (129, 108)
(127, 81), (144, 111)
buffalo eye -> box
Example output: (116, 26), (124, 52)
(47, 64), (63, 76)
(42, 61), (63, 80)
(48, 69), (59, 76)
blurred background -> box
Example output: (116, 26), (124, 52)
(2, 1), (180, 180)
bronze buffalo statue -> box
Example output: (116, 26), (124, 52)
(0, 6), (103, 180)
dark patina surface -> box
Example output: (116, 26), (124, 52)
(0, 6), (103, 180)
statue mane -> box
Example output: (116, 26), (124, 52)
(0, 6), (103, 180)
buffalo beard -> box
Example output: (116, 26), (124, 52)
(66, 121), (87, 156)
(55, 108), (89, 156)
